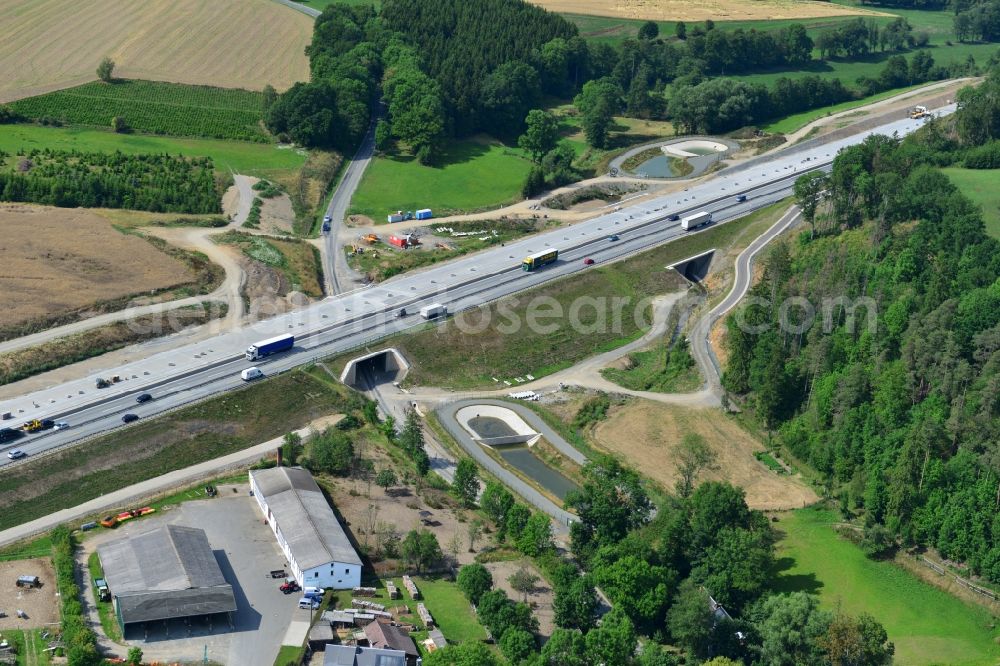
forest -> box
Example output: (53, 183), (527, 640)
(267, 0), (1000, 163)
(726, 68), (1000, 583)
(0, 149), (221, 214)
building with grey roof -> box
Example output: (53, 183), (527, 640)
(249, 467), (362, 589)
(96, 525), (236, 630)
(324, 645), (408, 666)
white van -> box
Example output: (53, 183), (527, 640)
(302, 586), (323, 599)
(298, 597), (320, 610)
(241, 367), (263, 382)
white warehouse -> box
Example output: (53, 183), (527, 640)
(249, 467), (362, 589)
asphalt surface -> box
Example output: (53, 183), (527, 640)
(0, 107), (952, 468)
(689, 205), (804, 394)
(322, 120), (377, 294)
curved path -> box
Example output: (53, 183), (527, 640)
(608, 136), (738, 179)
(689, 205), (802, 394)
(436, 399), (578, 529)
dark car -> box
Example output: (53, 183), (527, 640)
(122, 413), (140, 424)
(135, 393), (152, 404)
(0, 427), (23, 443)
(583, 258), (595, 265)
(41, 419), (54, 429)
(667, 214), (680, 221)
(397, 308), (407, 318)
(608, 235), (620, 241)
(736, 194), (747, 203)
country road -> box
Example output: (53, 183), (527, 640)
(689, 205), (803, 395)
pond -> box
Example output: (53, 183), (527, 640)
(496, 446), (580, 500)
(634, 154), (678, 178)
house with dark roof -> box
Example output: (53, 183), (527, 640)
(324, 645), (408, 666)
(363, 619), (419, 665)
(96, 525), (236, 631)
(249, 467), (362, 589)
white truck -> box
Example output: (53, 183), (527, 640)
(681, 211), (712, 231)
(420, 303), (447, 319)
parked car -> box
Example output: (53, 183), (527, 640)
(122, 414), (139, 424)
(583, 258), (595, 265)
(298, 597), (320, 610)
(6, 449), (26, 460)
(135, 393), (152, 404)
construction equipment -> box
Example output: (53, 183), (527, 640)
(389, 233), (419, 248)
(362, 233), (379, 244)
(909, 105), (929, 119)
(94, 375), (122, 389)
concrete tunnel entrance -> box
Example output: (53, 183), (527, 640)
(340, 348), (410, 390)
(668, 249), (715, 283)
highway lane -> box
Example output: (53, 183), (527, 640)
(0, 108), (951, 466)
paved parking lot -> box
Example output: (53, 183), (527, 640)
(84, 484), (310, 666)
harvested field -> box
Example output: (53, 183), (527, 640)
(591, 399), (818, 510)
(0, 0), (311, 103)
(0, 204), (195, 335)
(0, 558), (59, 629)
(532, 0), (884, 21)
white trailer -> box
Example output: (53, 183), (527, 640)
(420, 303), (447, 319)
(681, 211), (712, 231)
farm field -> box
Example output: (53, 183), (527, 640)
(529, 0), (882, 22)
(591, 400), (818, 509)
(0, 0), (311, 103)
(774, 507), (1000, 665)
(349, 138), (533, 220)
(0, 124), (306, 179)
(0, 204), (195, 334)
(8, 80), (268, 143)
(943, 167), (1000, 239)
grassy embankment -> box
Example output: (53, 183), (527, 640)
(334, 201), (792, 390)
(215, 231), (324, 297)
(348, 219), (543, 281)
(0, 368), (363, 531)
(349, 137), (533, 220)
(775, 507), (1000, 666)
(943, 167), (1000, 239)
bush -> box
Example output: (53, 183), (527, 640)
(573, 393), (612, 429)
(964, 140), (1000, 169)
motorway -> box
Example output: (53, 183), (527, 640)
(0, 107), (952, 467)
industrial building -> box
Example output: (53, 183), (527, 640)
(96, 525), (237, 632)
(249, 467), (362, 589)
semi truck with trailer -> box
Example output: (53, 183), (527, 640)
(420, 303), (447, 319)
(245, 334), (294, 361)
(681, 211), (711, 231)
(522, 248), (559, 271)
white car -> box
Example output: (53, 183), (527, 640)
(54, 421), (69, 430)
(7, 449), (26, 460)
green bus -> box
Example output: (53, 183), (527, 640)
(522, 248), (558, 271)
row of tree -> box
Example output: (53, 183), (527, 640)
(0, 149), (220, 213)
(730, 71), (1000, 582)
(955, 0), (1000, 41)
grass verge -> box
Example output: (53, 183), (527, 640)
(350, 137), (533, 220)
(943, 167), (1000, 239)
(0, 368), (364, 531)
(0, 304), (227, 386)
(86, 551), (123, 642)
(273, 645), (306, 666)
(601, 340), (702, 393)
(763, 82), (930, 134)
(774, 506), (1000, 666)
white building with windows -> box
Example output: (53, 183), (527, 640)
(249, 467), (362, 589)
